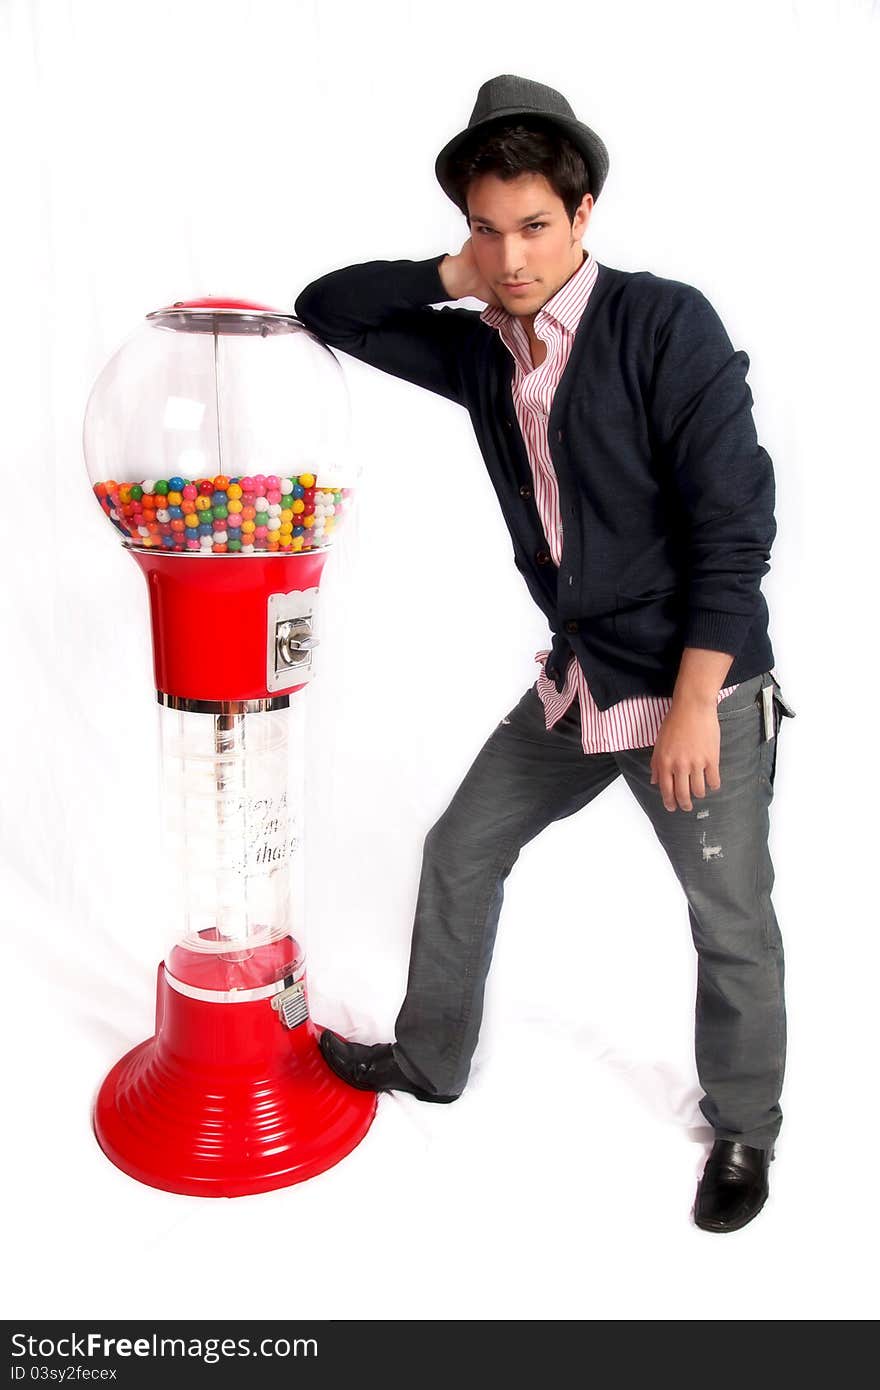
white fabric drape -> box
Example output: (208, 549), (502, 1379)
(1, 0), (877, 1321)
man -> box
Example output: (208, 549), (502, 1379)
(294, 74), (796, 1232)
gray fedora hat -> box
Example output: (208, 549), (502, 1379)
(435, 73), (610, 215)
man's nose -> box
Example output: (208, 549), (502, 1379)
(500, 240), (527, 274)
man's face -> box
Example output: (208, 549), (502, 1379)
(466, 171), (593, 320)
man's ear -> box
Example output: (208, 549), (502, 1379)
(572, 193), (593, 237)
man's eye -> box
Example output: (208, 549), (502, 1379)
(475, 223), (547, 234)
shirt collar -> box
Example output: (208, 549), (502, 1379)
(480, 248), (597, 338)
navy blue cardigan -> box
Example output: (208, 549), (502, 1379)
(294, 253), (776, 711)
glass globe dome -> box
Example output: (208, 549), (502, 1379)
(82, 297), (355, 556)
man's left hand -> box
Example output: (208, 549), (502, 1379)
(650, 698), (722, 812)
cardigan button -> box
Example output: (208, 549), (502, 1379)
(519, 484), (533, 499)
(564, 620), (579, 634)
(535, 549), (551, 565)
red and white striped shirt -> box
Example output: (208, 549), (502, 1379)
(480, 248), (754, 754)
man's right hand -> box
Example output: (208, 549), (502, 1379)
(438, 237), (503, 308)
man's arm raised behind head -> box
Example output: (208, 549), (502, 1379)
(294, 253), (482, 406)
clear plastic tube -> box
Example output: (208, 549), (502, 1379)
(160, 703), (305, 994)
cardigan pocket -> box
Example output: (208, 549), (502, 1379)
(613, 590), (684, 652)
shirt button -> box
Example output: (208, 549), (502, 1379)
(519, 484), (533, 499)
(564, 620), (579, 634)
(535, 549), (552, 565)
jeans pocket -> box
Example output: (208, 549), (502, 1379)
(770, 677), (797, 721)
(763, 681), (796, 787)
(716, 672), (766, 721)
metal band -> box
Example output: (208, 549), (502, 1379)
(142, 311), (340, 362)
(163, 962), (305, 1006)
(146, 307), (299, 323)
(157, 692), (291, 714)
(122, 543), (332, 558)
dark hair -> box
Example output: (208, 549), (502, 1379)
(445, 117), (591, 224)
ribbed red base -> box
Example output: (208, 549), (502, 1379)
(93, 964), (377, 1197)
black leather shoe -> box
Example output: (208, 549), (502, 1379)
(694, 1140), (774, 1232)
(318, 1030), (459, 1103)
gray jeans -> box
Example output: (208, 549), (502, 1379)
(392, 669), (795, 1150)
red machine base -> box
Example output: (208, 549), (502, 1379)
(93, 964), (377, 1197)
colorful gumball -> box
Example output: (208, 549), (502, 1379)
(95, 470), (348, 555)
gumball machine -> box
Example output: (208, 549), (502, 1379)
(83, 296), (376, 1196)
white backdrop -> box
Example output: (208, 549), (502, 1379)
(2, 0), (878, 1322)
